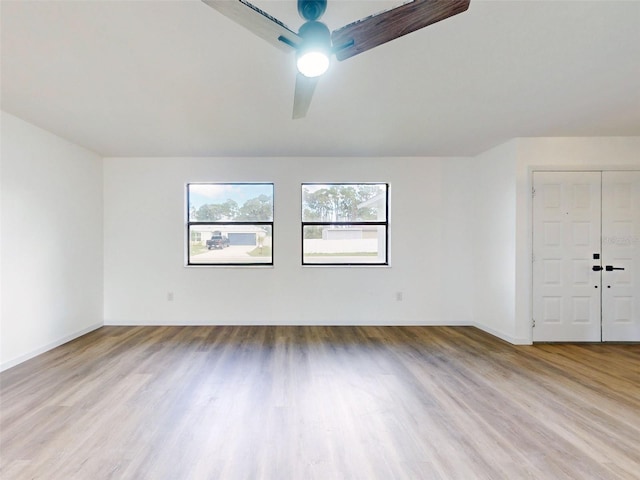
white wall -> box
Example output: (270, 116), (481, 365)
(514, 137), (640, 342)
(4, 112), (635, 370)
(470, 140), (519, 342)
(103, 156), (475, 326)
(0, 112), (103, 371)
(467, 136), (640, 344)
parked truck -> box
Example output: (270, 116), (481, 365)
(206, 231), (230, 250)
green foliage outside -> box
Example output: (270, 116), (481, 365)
(247, 245), (272, 257)
(190, 244), (208, 255)
(303, 226), (323, 239)
(302, 185), (382, 222)
(192, 195), (273, 223)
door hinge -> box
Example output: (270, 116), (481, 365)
(532, 187), (536, 198)
(532, 319), (536, 328)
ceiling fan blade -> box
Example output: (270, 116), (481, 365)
(202, 0), (302, 52)
(332, 0), (470, 61)
(292, 73), (319, 119)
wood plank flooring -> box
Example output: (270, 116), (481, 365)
(1, 326), (639, 479)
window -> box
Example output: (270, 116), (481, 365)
(302, 183), (388, 265)
(187, 183), (274, 265)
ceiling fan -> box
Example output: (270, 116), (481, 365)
(202, 0), (470, 119)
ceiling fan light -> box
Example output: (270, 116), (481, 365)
(297, 50), (330, 78)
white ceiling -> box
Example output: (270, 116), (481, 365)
(2, 0), (639, 157)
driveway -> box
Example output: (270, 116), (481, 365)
(191, 245), (268, 264)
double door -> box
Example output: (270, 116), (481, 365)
(533, 171), (640, 342)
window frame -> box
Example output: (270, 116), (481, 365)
(186, 182), (274, 267)
(301, 182), (389, 266)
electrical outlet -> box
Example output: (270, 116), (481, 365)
(167, 292), (174, 301)
(396, 291), (403, 301)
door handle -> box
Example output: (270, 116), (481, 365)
(592, 266), (603, 271)
(605, 265), (625, 271)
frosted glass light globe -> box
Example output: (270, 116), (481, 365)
(297, 51), (330, 78)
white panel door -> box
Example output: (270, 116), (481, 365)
(602, 171), (640, 341)
(532, 172), (602, 341)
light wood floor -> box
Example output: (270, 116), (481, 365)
(1, 326), (639, 479)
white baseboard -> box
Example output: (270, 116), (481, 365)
(0, 322), (103, 372)
(104, 319), (473, 327)
(473, 322), (532, 345)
